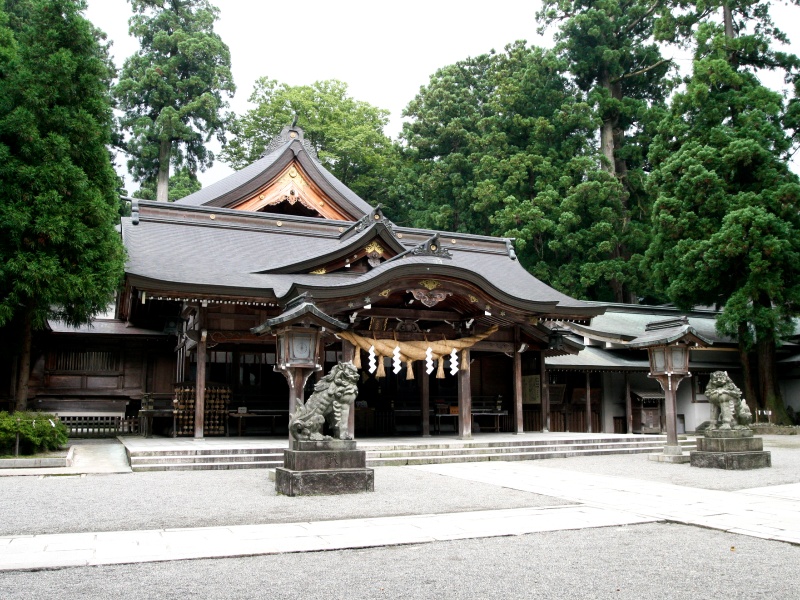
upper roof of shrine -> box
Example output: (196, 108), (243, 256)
(175, 125), (374, 220)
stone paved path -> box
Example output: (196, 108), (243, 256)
(414, 462), (800, 545)
(0, 505), (655, 571)
(2, 459), (799, 572)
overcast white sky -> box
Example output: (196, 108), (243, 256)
(85, 0), (800, 188)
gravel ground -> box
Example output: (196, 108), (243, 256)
(0, 467), (572, 536)
(533, 435), (800, 491)
(1, 522), (798, 600)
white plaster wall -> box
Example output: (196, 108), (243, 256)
(779, 377), (800, 413)
(601, 372), (626, 432)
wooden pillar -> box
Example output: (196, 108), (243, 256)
(420, 361), (430, 437)
(585, 371), (592, 433)
(513, 328), (524, 434)
(458, 349), (472, 439)
(342, 340), (356, 438)
(539, 351), (550, 432)
(194, 307), (207, 439)
(625, 373), (633, 434)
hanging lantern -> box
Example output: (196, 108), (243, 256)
(275, 326), (320, 370)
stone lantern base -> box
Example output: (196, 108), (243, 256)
(690, 429), (771, 470)
(274, 440), (374, 496)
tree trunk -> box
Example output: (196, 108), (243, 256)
(599, 71), (616, 175)
(14, 309), (33, 412)
(723, 3), (735, 39)
(737, 323), (758, 419)
(156, 138), (171, 202)
(756, 336), (789, 425)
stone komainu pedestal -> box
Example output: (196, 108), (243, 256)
(275, 440), (374, 496)
(690, 429), (771, 470)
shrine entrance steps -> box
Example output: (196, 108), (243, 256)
(120, 434), (695, 472)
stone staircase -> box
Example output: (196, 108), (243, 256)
(126, 435), (695, 472)
(363, 436), (695, 466)
(127, 447), (284, 472)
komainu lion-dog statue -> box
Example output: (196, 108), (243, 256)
(289, 362), (359, 441)
(705, 370), (752, 430)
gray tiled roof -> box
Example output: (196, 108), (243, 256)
(569, 305), (732, 345)
(48, 319), (168, 336)
(122, 202), (600, 318)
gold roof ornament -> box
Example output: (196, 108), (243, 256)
(419, 279), (439, 291)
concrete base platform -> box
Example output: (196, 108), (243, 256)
(690, 431), (771, 470)
(649, 452), (691, 463)
(276, 439), (374, 496)
(690, 451), (771, 470)
(275, 466), (374, 496)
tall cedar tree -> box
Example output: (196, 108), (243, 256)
(221, 78), (394, 204)
(537, 0), (680, 303)
(647, 1), (800, 424)
(0, 0), (124, 411)
(114, 0), (234, 202)
(396, 43), (636, 301)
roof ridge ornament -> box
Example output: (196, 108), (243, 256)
(411, 233), (452, 259)
(260, 123), (319, 160)
(340, 204), (396, 240)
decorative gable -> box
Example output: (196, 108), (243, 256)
(233, 160), (351, 220)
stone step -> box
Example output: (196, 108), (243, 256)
(124, 437), (696, 471)
(129, 452), (282, 466)
(367, 445), (673, 467)
(366, 441), (687, 459)
(131, 460), (282, 472)
(358, 437), (672, 452)
(128, 447), (282, 457)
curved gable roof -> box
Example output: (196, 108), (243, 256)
(176, 126), (375, 219)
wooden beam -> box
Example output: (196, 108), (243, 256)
(540, 350), (550, 432)
(585, 371), (592, 433)
(342, 340), (356, 438)
(420, 361), (430, 437)
(471, 341), (515, 353)
(458, 349), (472, 440)
(513, 328), (523, 434)
(626, 373), (633, 435)
(329, 306), (464, 322)
(194, 307), (207, 438)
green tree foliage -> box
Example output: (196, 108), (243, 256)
(0, 411), (68, 455)
(646, 1), (800, 423)
(135, 166), (201, 201)
(395, 42), (642, 301)
(114, 0), (234, 202)
(221, 78), (394, 204)
(537, 0), (682, 302)
(0, 0), (124, 411)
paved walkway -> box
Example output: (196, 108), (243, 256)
(2, 456), (799, 572)
(415, 462), (800, 545)
(2, 435), (799, 572)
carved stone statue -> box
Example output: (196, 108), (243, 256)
(705, 371), (752, 430)
(289, 362), (359, 441)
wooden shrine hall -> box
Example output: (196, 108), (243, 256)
(107, 124), (603, 438)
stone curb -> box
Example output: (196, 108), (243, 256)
(0, 446), (74, 469)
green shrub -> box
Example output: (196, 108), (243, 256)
(0, 411), (69, 455)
